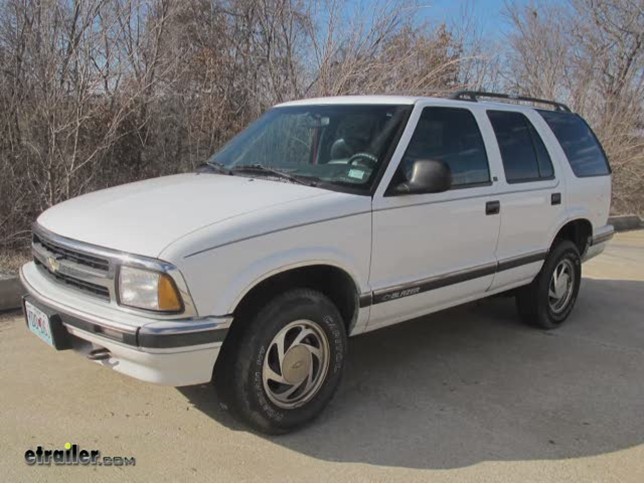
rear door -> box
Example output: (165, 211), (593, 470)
(483, 109), (566, 291)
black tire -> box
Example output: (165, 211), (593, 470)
(215, 288), (347, 434)
(516, 240), (581, 329)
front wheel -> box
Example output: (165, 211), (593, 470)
(217, 288), (347, 434)
(516, 240), (581, 329)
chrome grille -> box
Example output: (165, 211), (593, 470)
(29, 223), (198, 318)
(34, 258), (111, 299)
(32, 229), (113, 301)
(33, 233), (109, 271)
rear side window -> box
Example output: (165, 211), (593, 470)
(528, 122), (554, 179)
(539, 111), (610, 177)
(401, 107), (490, 188)
(487, 110), (555, 183)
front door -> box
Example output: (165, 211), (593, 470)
(367, 103), (502, 331)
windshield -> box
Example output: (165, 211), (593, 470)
(208, 104), (412, 192)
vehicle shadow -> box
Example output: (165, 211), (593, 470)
(179, 278), (644, 469)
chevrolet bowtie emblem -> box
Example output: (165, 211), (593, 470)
(47, 256), (60, 273)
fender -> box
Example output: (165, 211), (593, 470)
(547, 208), (594, 250)
(222, 247), (367, 316)
(176, 241), (371, 318)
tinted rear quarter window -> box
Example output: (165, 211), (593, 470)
(539, 111), (610, 177)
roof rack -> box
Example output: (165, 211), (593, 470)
(450, 90), (571, 113)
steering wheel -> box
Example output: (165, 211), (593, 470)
(347, 152), (378, 169)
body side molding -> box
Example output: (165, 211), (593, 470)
(363, 250), (548, 307)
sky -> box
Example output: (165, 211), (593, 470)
(414, 0), (534, 38)
(338, 0), (549, 43)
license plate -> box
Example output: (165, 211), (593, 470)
(26, 300), (54, 346)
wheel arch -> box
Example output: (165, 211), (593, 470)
(230, 263), (363, 335)
(549, 218), (593, 256)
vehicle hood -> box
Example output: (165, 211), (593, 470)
(37, 173), (333, 257)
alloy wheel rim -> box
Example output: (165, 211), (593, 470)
(262, 320), (330, 409)
(548, 259), (575, 313)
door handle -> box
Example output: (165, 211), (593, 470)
(551, 193), (562, 205)
(486, 200), (500, 215)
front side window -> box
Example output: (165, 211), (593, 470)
(539, 110), (610, 177)
(208, 104), (411, 193)
(394, 107), (491, 188)
(487, 110), (554, 183)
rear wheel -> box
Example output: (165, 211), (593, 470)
(516, 240), (581, 329)
(216, 288), (347, 434)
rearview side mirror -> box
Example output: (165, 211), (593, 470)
(393, 159), (452, 195)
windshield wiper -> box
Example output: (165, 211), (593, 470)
(231, 164), (317, 186)
(197, 160), (232, 175)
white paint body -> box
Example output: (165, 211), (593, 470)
(22, 95), (612, 385)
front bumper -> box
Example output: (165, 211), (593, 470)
(20, 262), (231, 386)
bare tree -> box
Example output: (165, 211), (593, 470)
(302, 0), (468, 96)
(1, 0), (641, 257)
(0, 0), (175, 248)
(504, 0), (643, 214)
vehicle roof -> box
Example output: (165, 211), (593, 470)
(276, 95), (559, 113)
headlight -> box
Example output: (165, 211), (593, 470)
(118, 266), (183, 312)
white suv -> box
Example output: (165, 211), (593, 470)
(21, 92), (614, 433)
